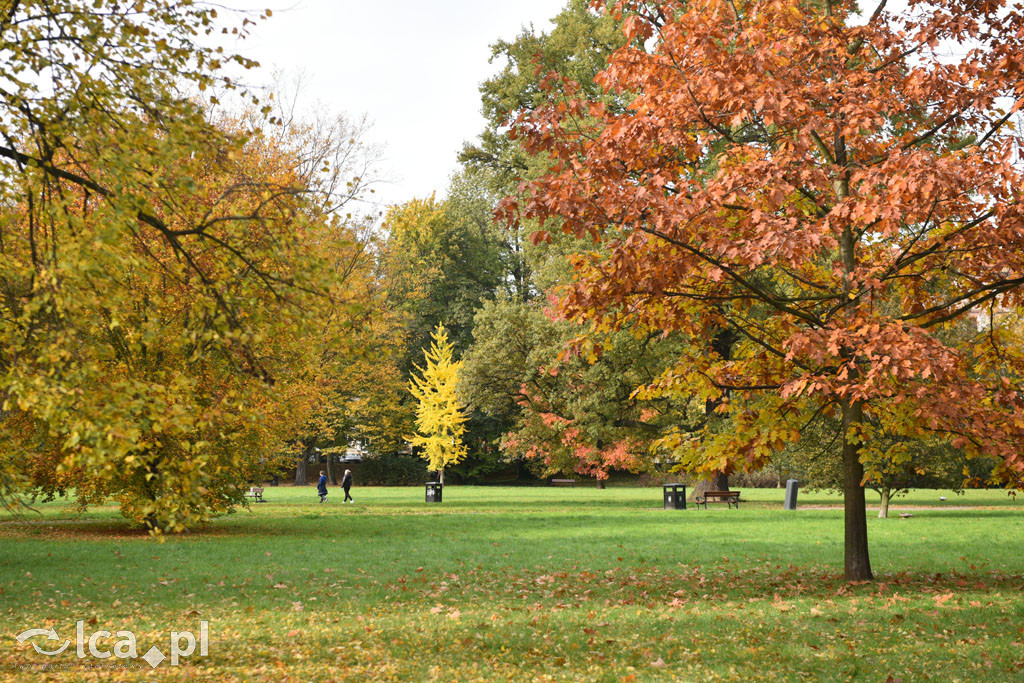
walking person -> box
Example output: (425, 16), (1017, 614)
(317, 470), (328, 503)
(342, 469), (353, 503)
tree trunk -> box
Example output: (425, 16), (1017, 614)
(295, 444), (312, 486)
(689, 471), (729, 501)
(878, 488), (890, 519)
(439, 468), (445, 486)
(327, 454), (337, 486)
(597, 478), (606, 489)
(833, 127), (872, 580)
(141, 465), (162, 531)
(841, 399), (873, 581)
(687, 326), (735, 502)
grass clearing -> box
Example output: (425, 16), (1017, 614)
(2, 486), (1022, 681)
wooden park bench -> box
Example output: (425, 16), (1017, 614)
(243, 486), (265, 503)
(694, 490), (741, 509)
(550, 479), (576, 487)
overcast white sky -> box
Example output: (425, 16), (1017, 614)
(227, 1), (566, 214)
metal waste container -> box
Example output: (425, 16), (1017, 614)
(784, 479), (799, 510)
(426, 481), (443, 503)
(663, 483), (687, 510)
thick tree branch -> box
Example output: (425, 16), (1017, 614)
(868, 0), (888, 23)
(976, 103), (1019, 148)
(637, 224), (826, 327)
(1, 0), (21, 30)
(902, 277), (1024, 328)
(809, 131), (836, 165)
(718, 310), (816, 373)
(868, 41), (926, 74)
(0, 143), (172, 235)
(883, 208), (996, 281)
(900, 110), (962, 151)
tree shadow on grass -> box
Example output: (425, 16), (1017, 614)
(390, 562), (1024, 608)
(0, 518), (153, 539)
(1, 506), (1020, 571)
(876, 509), (1024, 519)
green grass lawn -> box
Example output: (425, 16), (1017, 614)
(1, 486), (1022, 681)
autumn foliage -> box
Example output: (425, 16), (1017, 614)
(0, 2), (378, 531)
(502, 0), (1024, 579)
(409, 325), (470, 480)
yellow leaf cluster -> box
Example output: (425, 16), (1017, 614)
(408, 325), (469, 473)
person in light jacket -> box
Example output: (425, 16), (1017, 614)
(317, 470), (328, 503)
(342, 469), (353, 503)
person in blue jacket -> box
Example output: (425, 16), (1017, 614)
(317, 470), (328, 503)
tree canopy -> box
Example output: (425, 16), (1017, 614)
(0, 1), (378, 530)
(409, 324), (469, 480)
(502, 0), (1024, 579)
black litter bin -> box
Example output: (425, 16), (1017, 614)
(425, 481), (443, 503)
(663, 483), (686, 510)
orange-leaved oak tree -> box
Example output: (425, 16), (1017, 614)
(500, 0), (1024, 580)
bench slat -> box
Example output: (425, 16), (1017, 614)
(243, 486), (265, 502)
(695, 490), (741, 509)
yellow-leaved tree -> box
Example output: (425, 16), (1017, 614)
(408, 325), (468, 485)
(0, 2), (380, 531)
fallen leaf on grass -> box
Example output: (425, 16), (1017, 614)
(651, 657), (667, 668)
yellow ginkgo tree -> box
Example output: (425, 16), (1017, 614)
(408, 324), (469, 485)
